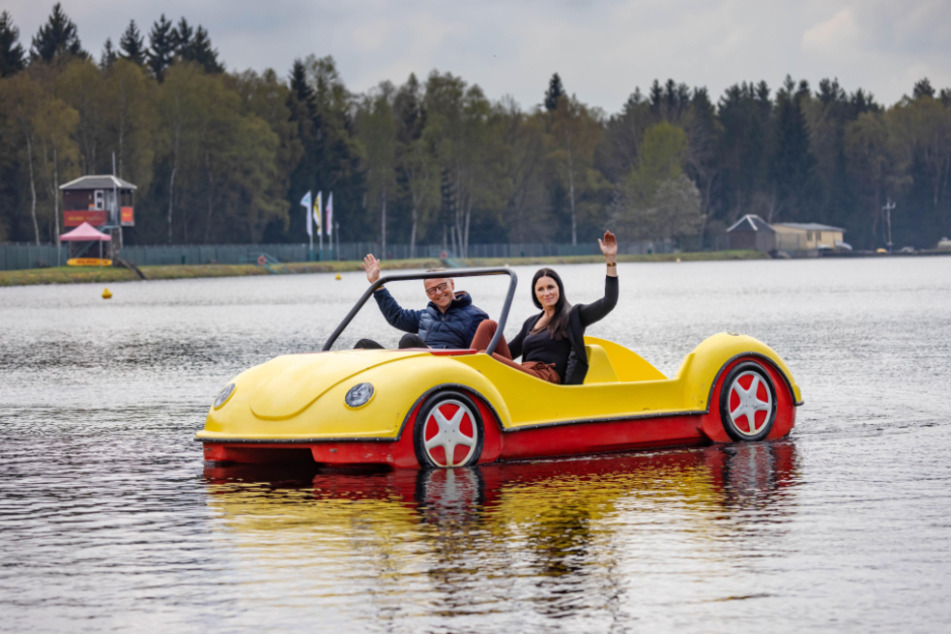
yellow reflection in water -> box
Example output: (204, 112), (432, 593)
(201, 442), (799, 621)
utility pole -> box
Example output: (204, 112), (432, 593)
(882, 199), (896, 252)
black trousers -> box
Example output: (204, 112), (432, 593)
(354, 333), (427, 349)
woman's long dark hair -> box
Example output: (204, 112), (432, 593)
(531, 268), (571, 340)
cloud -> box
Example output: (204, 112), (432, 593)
(5, 0), (951, 111)
(802, 9), (858, 54)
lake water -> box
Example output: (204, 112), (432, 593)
(2, 257), (950, 632)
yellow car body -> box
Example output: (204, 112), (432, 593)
(198, 332), (801, 469)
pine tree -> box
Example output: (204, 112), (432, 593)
(811, 78), (858, 232)
(659, 78), (690, 121)
(147, 14), (174, 81)
(0, 10), (25, 77)
(849, 89), (879, 115)
(289, 58), (317, 120)
(286, 58), (319, 240)
(770, 76), (816, 221)
(100, 37), (117, 69)
(716, 81), (772, 221)
(118, 20), (146, 66)
(683, 87), (720, 247)
(30, 2), (86, 63)
(173, 17), (194, 55)
(648, 79), (663, 117)
(395, 73), (425, 143)
(912, 78), (935, 99)
(544, 73), (564, 111)
(186, 26), (223, 73)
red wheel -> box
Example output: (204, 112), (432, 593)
(719, 361), (777, 441)
(413, 390), (483, 468)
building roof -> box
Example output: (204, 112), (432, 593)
(726, 214), (775, 233)
(772, 222), (845, 232)
(59, 175), (137, 191)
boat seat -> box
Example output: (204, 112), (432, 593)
(583, 344), (619, 384)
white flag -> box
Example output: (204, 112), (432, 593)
(300, 191), (312, 237)
(325, 192), (333, 237)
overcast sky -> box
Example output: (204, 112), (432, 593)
(6, 0), (950, 113)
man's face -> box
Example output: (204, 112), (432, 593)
(424, 278), (455, 312)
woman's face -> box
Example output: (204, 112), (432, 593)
(534, 276), (560, 310)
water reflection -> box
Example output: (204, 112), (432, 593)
(205, 442), (799, 511)
(202, 442), (799, 622)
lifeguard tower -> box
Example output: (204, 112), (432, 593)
(59, 175), (136, 263)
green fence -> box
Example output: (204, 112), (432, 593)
(1, 240), (671, 271)
(0, 244), (68, 270)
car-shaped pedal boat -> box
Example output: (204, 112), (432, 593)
(197, 268), (802, 468)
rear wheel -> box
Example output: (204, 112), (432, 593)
(719, 361), (777, 441)
(414, 390), (484, 468)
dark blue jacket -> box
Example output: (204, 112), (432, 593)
(372, 288), (488, 349)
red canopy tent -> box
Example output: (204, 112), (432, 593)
(59, 221), (111, 266)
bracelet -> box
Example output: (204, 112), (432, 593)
(606, 262), (616, 268)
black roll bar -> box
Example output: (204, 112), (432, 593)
(321, 267), (519, 356)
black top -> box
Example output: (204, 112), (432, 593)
(509, 275), (618, 383)
(517, 327), (573, 378)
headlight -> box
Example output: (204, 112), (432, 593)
(213, 383), (236, 409)
(345, 382), (374, 408)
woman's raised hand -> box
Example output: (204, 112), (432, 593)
(598, 231), (617, 260)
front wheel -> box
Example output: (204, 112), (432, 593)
(414, 390), (484, 468)
(719, 361), (777, 442)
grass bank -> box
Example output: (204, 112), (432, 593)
(1, 250), (765, 287)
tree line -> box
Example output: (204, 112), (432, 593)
(2, 4), (950, 254)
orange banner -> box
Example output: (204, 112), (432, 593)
(64, 210), (107, 227)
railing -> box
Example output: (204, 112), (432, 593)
(0, 239), (677, 271)
(0, 244), (68, 271)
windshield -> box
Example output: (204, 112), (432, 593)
(322, 267), (518, 355)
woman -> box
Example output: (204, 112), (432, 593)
(470, 230), (618, 384)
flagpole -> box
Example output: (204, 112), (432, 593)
(326, 192), (334, 259)
(316, 191), (323, 261)
(302, 190), (313, 262)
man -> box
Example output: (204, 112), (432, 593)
(355, 253), (488, 349)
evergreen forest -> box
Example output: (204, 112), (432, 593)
(2, 4), (950, 254)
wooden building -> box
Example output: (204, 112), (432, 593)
(60, 175), (136, 229)
(726, 214), (776, 252)
(772, 222), (846, 252)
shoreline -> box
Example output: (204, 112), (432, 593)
(11, 248), (940, 287)
(1, 250), (764, 287)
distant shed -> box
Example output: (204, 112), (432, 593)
(772, 222), (845, 252)
(60, 175), (137, 228)
(726, 214), (775, 252)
